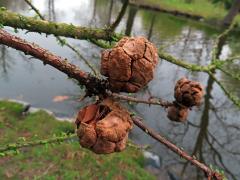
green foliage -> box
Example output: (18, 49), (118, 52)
(0, 100), (155, 179)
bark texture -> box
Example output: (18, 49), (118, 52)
(0, 29), (108, 95)
(0, 9), (119, 41)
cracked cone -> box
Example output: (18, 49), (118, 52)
(101, 36), (158, 93)
(75, 98), (133, 154)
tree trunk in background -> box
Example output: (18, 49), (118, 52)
(222, 0), (240, 26)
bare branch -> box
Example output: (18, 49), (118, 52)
(158, 51), (212, 72)
(208, 72), (240, 107)
(24, 0), (45, 20)
(0, 29), (108, 96)
(132, 116), (223, 180)
(108, 91), (172, 108)
(109, 0), (129, 31)
(23, 0), (99, 76)
(0, 133), (76, 156)
(212, 22), (236, 60)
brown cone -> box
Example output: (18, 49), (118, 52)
(174, 77), (204, 107)
(100, 36), (158, 93)
(167, 104), (189, 122)
(75, 98), (133, 154)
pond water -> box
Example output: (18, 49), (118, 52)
(0, 0), (240, 179)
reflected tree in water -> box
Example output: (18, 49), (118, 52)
(125, 6), (138, 36)
(0, 45), (13, 80)
(48, 0), (56, 21)
(0, 0), (28, 11)
(107, 0), (114, 26)
(147, 13), (156, 40)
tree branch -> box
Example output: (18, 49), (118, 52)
(0, 29), (108, 96)
(0, 9), (217, 73)
(24, 0), (99, 75)
(132, 116), (223, 180)
(109, 0), (129, 31)
(108, 91), (172, 107)
(208, 72), (240, 107)
(24, 0), (45, 20)
(0, 28), (223, 178)
(0, 133), (76, 156)
(211, 22), (236, 60)
(158, 51), (213, 72)
(1, 8), (239, 108)
(0, 9), (119, 41)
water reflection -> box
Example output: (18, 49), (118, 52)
(0, 0), (28, 12)
(182, 76), (216, 179)
(47, 0), (56, 21)
(0, 45), (13, 81)
(147, 13), (156, 40)
(125, 6), (138, 36)
(0, 0), (239, 179)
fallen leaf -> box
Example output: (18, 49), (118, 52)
(5, 170), (13, 178)
(53, 95), (69, 102)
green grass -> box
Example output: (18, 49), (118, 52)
(0, 101), (155, 180)
(137, 0), (240, 23)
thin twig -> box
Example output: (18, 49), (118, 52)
(0, 133), (148, 156)
(132, 116), (223, 180)
(158, 51), (212, 72)
(108, 91), (172, 108)
(109, 0), (129, 31)
(218, 67), (240, 81)
(64, 41), (99, 76)
(208, 71), (240, 107)
(24, 0), (99, 76)
(212, 22), (236, 60)
(225, 55), (240, 63)
(0, 134), (76, 154)
(24, 0), (45, 19)
(0, 29), (107, 96)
